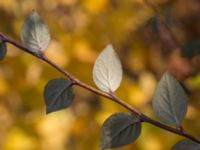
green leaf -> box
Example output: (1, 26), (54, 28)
(44, 78), (74, 113)
(182, 40), (200, 58)
(93, 44), (123, 92)
(149, 16), (159, 32)
(152, 72), (188, 126)
(172, 140), (200, 150)
(0, 40), (7, 61)
(100, 112), (141, 149)
(21, 10), (50, 53)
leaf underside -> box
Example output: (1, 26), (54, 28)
(21, 10), (50, 53)
(93, 44), (123, 92)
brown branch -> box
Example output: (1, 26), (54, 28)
(143, 0), (198, 81)
(143, 0), (158, 13)
(143, 0), (181, 52)
(0, 33), (200, 144)
(141, 115), (200, 144)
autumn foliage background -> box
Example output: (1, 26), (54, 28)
(1, 0), (200, 150)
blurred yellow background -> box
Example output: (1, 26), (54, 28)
(0, 0), (200, 150)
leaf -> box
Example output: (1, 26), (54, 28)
(93, 44), (123, 92)
(0, 40), (7, 61)
(149, 16), (159, 32)
(21, 10), (50, 53)
(100, 112), (141, 149)
(152, 72), (188, 126)
(44, 78), (74, 113)
(182, 40), (200, 58)
(171, 140), (200, 150)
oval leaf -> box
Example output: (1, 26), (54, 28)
(21, 10), (50, 53)
(101, 112), (141, 149)
(172, 140), (200, 150)
(152, 72), (188, 126)
(93, 44), (123, 92)
(44, 78), (74, 113)
(0, 40), (7, 61)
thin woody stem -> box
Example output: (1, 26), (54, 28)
(0, 33), (200, 144)
(143, 0), (182, 51)
(143, 0), (158, 13)
(141, 115), (200, 143)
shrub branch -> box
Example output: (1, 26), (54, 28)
(0, 33), (199, 144)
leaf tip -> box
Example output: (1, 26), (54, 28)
(105, 43), (114, 50)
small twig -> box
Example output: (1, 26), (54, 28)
(141, 115), (200, 143)
(143, 0), (158, 13)
(143, 0), (182, 53)
(109, 90), (142, 116)
(0, 33), (200, 144)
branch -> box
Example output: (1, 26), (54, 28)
(0, 33), (200, 144)
(144, 0), (181, 53)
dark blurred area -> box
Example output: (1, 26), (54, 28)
(0, 0), (200, 149)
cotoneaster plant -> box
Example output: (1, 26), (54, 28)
(0, 10), (200, 150)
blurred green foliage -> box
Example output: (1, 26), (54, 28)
(0, 0), (200, 150)
(182, 40), (200, 58)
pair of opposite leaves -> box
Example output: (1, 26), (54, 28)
(21, 11), (187, 126)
